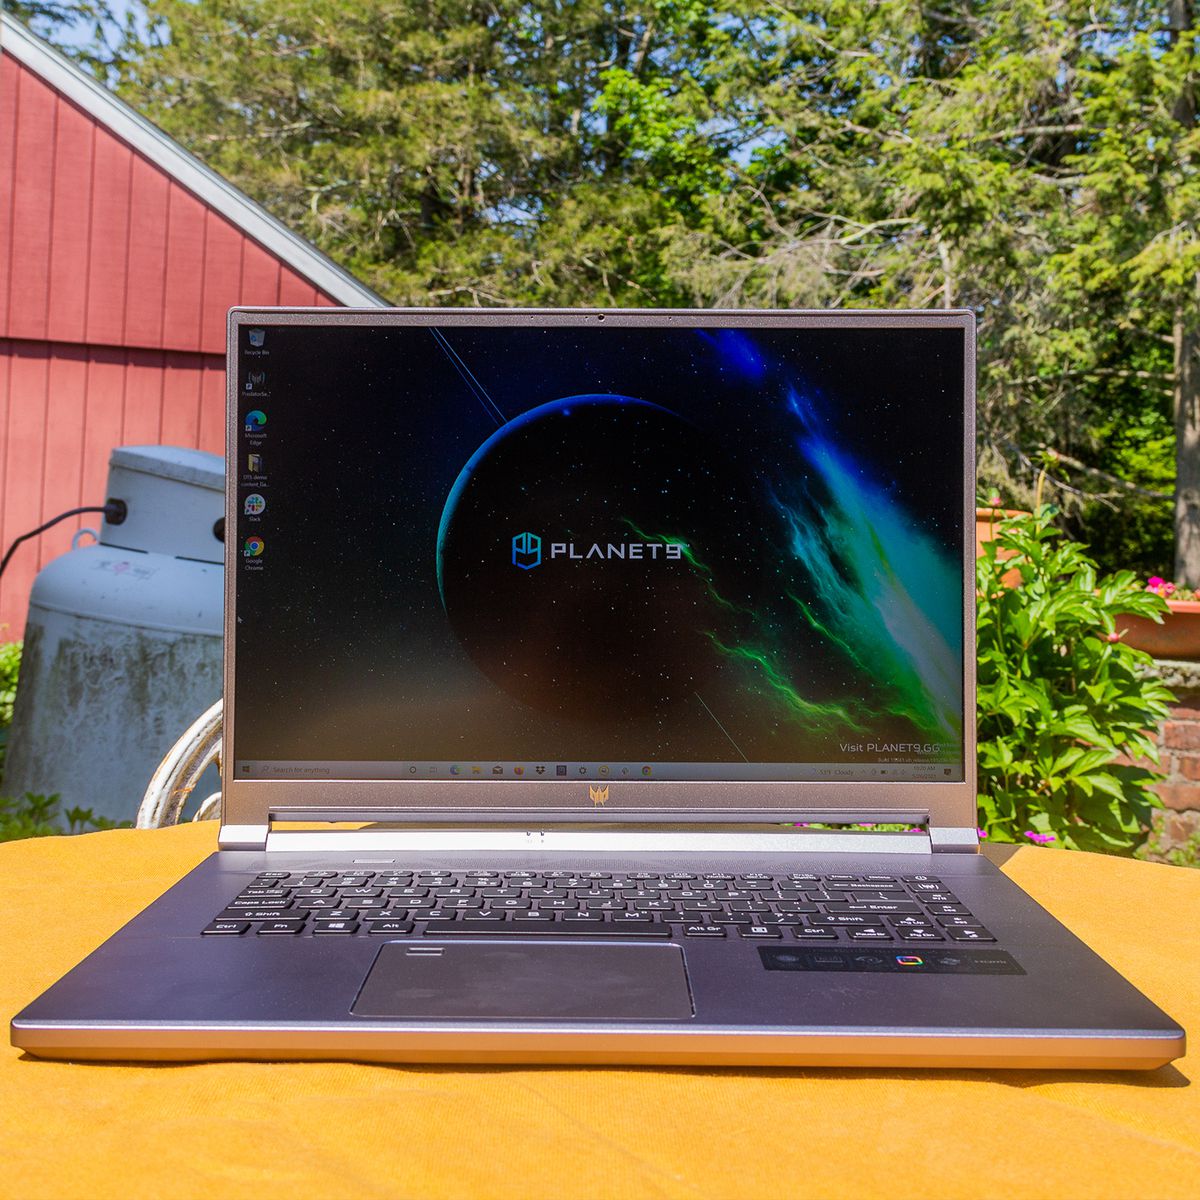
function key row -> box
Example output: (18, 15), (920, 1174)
(249, 870), (944, 888)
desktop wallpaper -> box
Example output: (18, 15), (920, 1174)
(233, 321), (965, 778)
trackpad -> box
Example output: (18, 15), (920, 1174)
(353, 942), (694, 1020)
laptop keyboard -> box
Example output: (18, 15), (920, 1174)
(202, 870), (996, 943)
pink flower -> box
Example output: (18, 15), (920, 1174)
(1106, 631), (1121, 643)
(1165, 582), (1176, 596)
(1023, 831), (1056, 846)
(976, 828), (989, 838)
(1148, 576), (1165, 589)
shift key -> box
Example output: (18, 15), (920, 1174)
(220, 908), (292, 921)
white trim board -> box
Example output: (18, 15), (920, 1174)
(1, 11), (389, 308)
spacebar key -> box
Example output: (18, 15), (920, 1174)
(423, 919), (673, 938)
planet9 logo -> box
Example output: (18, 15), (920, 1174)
(438, 394), (764, 720)
(512, 531), (542, 570)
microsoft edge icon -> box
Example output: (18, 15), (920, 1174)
(512, 531), (541, 570)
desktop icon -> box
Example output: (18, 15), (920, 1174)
(243, 536), (265, 558)
(599, 765), (610, 777)
(556, 765), (567, 776)
(492, 765), (503, 775)
(244, 371), (266, 392)
(449, 765), (461, 776)
(513, 765), (524, 776)
(535, 765), (545, 775)
(244, 410), (267, 433)
(248, 329), (265, 348)
(641, 765), (652, 777)
(247, 453), (264, 474)
(243, 493), (266, 516)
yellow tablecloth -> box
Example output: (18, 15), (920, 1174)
(1, 825), (1198, 1200)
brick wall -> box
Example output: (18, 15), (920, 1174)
(1148, 663), (1200, 856)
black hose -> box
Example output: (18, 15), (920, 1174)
(0, 500), (127, 581)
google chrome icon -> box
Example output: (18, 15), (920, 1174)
(243, 537), (265, 557)
(244, 409), (267, 433)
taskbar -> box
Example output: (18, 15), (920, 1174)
(235, 760), (962, 783)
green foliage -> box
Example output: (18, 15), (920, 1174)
(976, 510), (1173, 853)
(1078, 495), (1174, 583)
(0, 640), (20, 726)
(0, 792), (130, 842)
(0, 639), (21, 779)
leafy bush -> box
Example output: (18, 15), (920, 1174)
(0, 639), (20, 780)
(976, 510), (1173, 853)
(0, 792), (130, 843)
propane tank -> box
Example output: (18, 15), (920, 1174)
(3, 446), (223, 822)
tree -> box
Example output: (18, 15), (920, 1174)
(1169, 0), (1199, 583)
(111, 1), (751, 305)
(1040, 2), (1200, 582)
(5, 1), (123, 73)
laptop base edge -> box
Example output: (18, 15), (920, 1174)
(11, 1022), (1184, 1070)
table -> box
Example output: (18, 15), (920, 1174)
(2, 824), (1198, 1199)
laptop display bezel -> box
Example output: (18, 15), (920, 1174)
(221, 307), (977, 831)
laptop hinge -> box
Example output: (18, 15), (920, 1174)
(928, 825), (980, 853)
(236, 824), (939, 856)
(219, 823), (270, 851)
(219, 822), (980, 855)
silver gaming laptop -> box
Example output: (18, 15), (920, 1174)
(11, 308), (1185, 1068)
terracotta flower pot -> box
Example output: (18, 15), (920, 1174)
(975, 507), (1027, 587)
(1119, 600), (1200, 660)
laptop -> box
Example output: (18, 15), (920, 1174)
(11, 308), (1185, 1068)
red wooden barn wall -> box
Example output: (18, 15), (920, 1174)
(0, 52), (340, 636)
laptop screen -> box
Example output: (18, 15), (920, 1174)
(232, 317), (966, 786)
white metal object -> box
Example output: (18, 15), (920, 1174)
(138, 700), (223, 828)
(4, 447), (224, 822)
